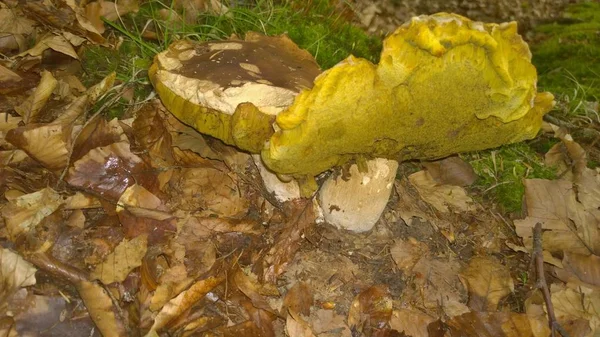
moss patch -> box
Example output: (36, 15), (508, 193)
(531, 1), (600, 104)
(468, 143), (557, 214)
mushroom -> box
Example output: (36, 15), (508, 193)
(150, 13), (554, 232)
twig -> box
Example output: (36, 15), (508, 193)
(532, 223), (570, 337)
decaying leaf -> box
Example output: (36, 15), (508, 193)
(459, 256), (514, 311)
(6, 122), (70, 171)
(390, 309), (435, 337)
(66, 141), (158, 201)
(554, 253), (600, 287)
(0, 187), (63, 240)
(76, 280), (129, 337)
(422, 156), (478, 187)
(13, 70), (57, 123)
(148, 276), (224, 335)
(286, 310), (316, 337)
(408, 170), (474, 213)
(347, 285), (392, 333)
(284, 282), (313, 317)
(0, 248), (36, 309)
(91, 234), (148, 284)
(514, 179), (600, 255)
(551, 283), (600, 335)
(431, 311), (550, 337)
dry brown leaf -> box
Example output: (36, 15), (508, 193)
(514, 179), (600, 255)
(132, 102), (174, 169)
(90, 234), (148, 284)
(422, 156), (478, 186)
(0, 7), (36, 35)
(408, 170), (474, 213)
(389, 309), (434, 337)
(390, 238), (429, 272)
(459, 255), (514, 311)
(284, 282), (313, 317)
(554, 253), (600, 287)
(551, 283), (600, 335)
(14, 70), (57, 123)
(86, 71), (116, 104)
(66, 141), (158, 201)
(6, 123), (70, 171)
(311, 309), (351, 337)
(19, 35), (78, 60)
(408, 255), (469, 317)
(432, 311), (551, 337)
(233, 268), (277, 314)
(148, 276), (223, 334)
(286, 310), (316, 337)
(576, 167), (600, 212)
(70, 117), (128, 163)
(0, 64), (22, 82)
(0, 187), (63, 240)
(0, 248), (36, 309)
(347, 285), (392, 333)
(171, 166), (248, 217)
(76, 280), (129, 337)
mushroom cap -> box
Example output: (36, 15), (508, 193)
(149, 32), (321, 153)
(261, 13), (554, 187)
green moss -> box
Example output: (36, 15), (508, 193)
(467, 142), (557, 213)
(531, 1), (600, 108)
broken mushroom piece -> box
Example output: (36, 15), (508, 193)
(148, 32), (321, 153)
(262, 13), (555, 193)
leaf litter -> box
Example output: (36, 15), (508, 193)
(0, 1), (599, 337)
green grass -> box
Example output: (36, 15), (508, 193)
(467, 143), (557, 214)
(532, 1), (600, 120)
(80, 0), (381, 117)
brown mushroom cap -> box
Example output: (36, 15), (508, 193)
(149, 32), (321, 152)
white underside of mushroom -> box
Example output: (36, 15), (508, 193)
(253, 155), (301, 202)
(317, 158), (399, 232)
(156, 71), (297, 116)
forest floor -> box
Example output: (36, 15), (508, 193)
(0, 1), (599, 337)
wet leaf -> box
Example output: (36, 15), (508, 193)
(459, 256), (514, 311)
(90, 234), (148, 284)
(348, 285), (392, 333)
(409, 170), (474, 213)
(0, 187), (63, 240)
(66, 141), (158, 201)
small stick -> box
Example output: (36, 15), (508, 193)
(532, 223), (570, 337)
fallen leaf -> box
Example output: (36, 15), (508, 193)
(390, 309), (434, 337)
(311, 309), (351, 337)
(284, 282), (313, 317)
(422, 156), (478, 186)
(0, 248), (36, 309)
(18, 34), (79, 60)
(551, 283), (600, 336)
(66, 141), (158, 201)
(430, 311), (550, 337)
(76, 280), (129, 337)
(554, 253), (600, 287)
(514, 179), (600, 255)
(13, 70), (57, 123)
(409, 170), (474, 213)
(347, 285), (392, 333)
(390, 238), (429, 272)
(0, 7), (36, 35)
(459, 255), (514, 311)
(6, 123), (70, 172)
(148, 275), (223, 334)
(286, 310), (316, 337)
(91, 234), (148, 284)
(0, 187), (63, 240)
